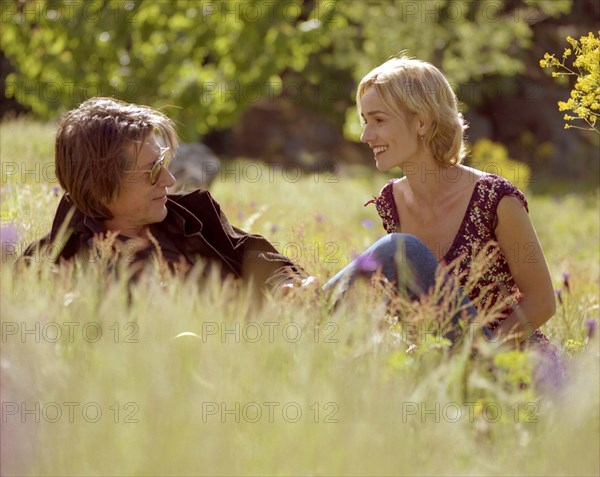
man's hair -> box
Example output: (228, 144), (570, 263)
(357, 57), (467, 166)
(55, 97), (178, 220)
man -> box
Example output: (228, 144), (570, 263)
(20, 97), (306, 293)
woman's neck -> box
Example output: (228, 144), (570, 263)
(402, 159), (465, 205)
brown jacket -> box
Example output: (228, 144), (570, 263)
(21, 189), (305, 291)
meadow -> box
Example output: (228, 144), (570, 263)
(1, 119), (599, 476)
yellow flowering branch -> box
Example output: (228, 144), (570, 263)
(540, 32), (600, 134)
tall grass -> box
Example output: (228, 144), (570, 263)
(1, 119), (599, 476)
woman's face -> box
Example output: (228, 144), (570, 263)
(359, 86), (421, 172)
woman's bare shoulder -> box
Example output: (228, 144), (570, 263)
(389, 177), (409, 202)
(456, 165), (487, 183)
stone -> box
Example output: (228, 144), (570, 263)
(169, 143), (221, 190)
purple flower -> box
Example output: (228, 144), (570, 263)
(52, 186), (61, 197)
(585, 319), (596, 339)
(1, 222), (20, 256)
(533, 349), (566, 393)
(270, 223), (279, 234)
(562, 272), (570, 292)
(361, 219), (374, 229)
(314, 214), (325, 223)
(354, 253), (380, 276)
(555, 289), (563, 305)
(237, 211), (245, 221)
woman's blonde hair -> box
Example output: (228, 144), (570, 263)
(357, 57), (467, 166)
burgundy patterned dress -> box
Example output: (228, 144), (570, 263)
(365, 174), (555, 352)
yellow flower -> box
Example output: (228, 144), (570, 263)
(540, 31), (600, 134)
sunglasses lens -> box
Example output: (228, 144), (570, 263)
(150, 160), (162, 185)
(150, 149), (171, 184)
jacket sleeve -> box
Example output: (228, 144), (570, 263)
(15, 196), (88, 267)
(176, 190), (308, 291)
(15, 233), (52, 267)
(16, 231), (85, 267)
(230, 224), (308, 290)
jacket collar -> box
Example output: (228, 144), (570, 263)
(49, 195), (101, 240)
(162, 198), (204, 236)
(50, 194), (204, 240)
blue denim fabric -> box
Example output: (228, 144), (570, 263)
(323, 233), (478, 335)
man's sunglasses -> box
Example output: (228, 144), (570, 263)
(125, 146), (172, 185)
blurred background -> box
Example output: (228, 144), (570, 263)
(1, 0), (599, 191)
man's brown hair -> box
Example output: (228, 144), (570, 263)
(55, 97), (178, 220)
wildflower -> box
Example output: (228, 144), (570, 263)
(0, 222), (20, 257)
(354, 253), (380, 276)
(555, 289), (563, 305)
(533, 350), (566, 393)
(270, 223), (279, 234)
(237, 211), (245, 221)
(562, 272), (570, 291)
(361, 219), (374, 229)
(52, 186), (61, 196)
(585, 319), (596, 339)
(314, 213), (325, 223)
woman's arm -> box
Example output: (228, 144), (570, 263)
(493, 195), (556, 343)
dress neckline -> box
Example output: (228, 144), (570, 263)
(390, 174), (487, 263)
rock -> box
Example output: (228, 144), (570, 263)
(169, 143), (221, 189)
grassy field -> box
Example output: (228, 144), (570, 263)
(1, 119), (599, 476)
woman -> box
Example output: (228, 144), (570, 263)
(354, 56), (557, 352)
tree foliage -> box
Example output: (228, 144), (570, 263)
(1, 0), (335, 139)
(1, 0), (573, 141)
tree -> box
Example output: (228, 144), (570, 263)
(2, 0), (573, 142)
(1, 0), (335, 139)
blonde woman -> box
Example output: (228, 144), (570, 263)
(355, 57), (559, 360)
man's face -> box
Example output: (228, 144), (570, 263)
(103, 134), (176, 237)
